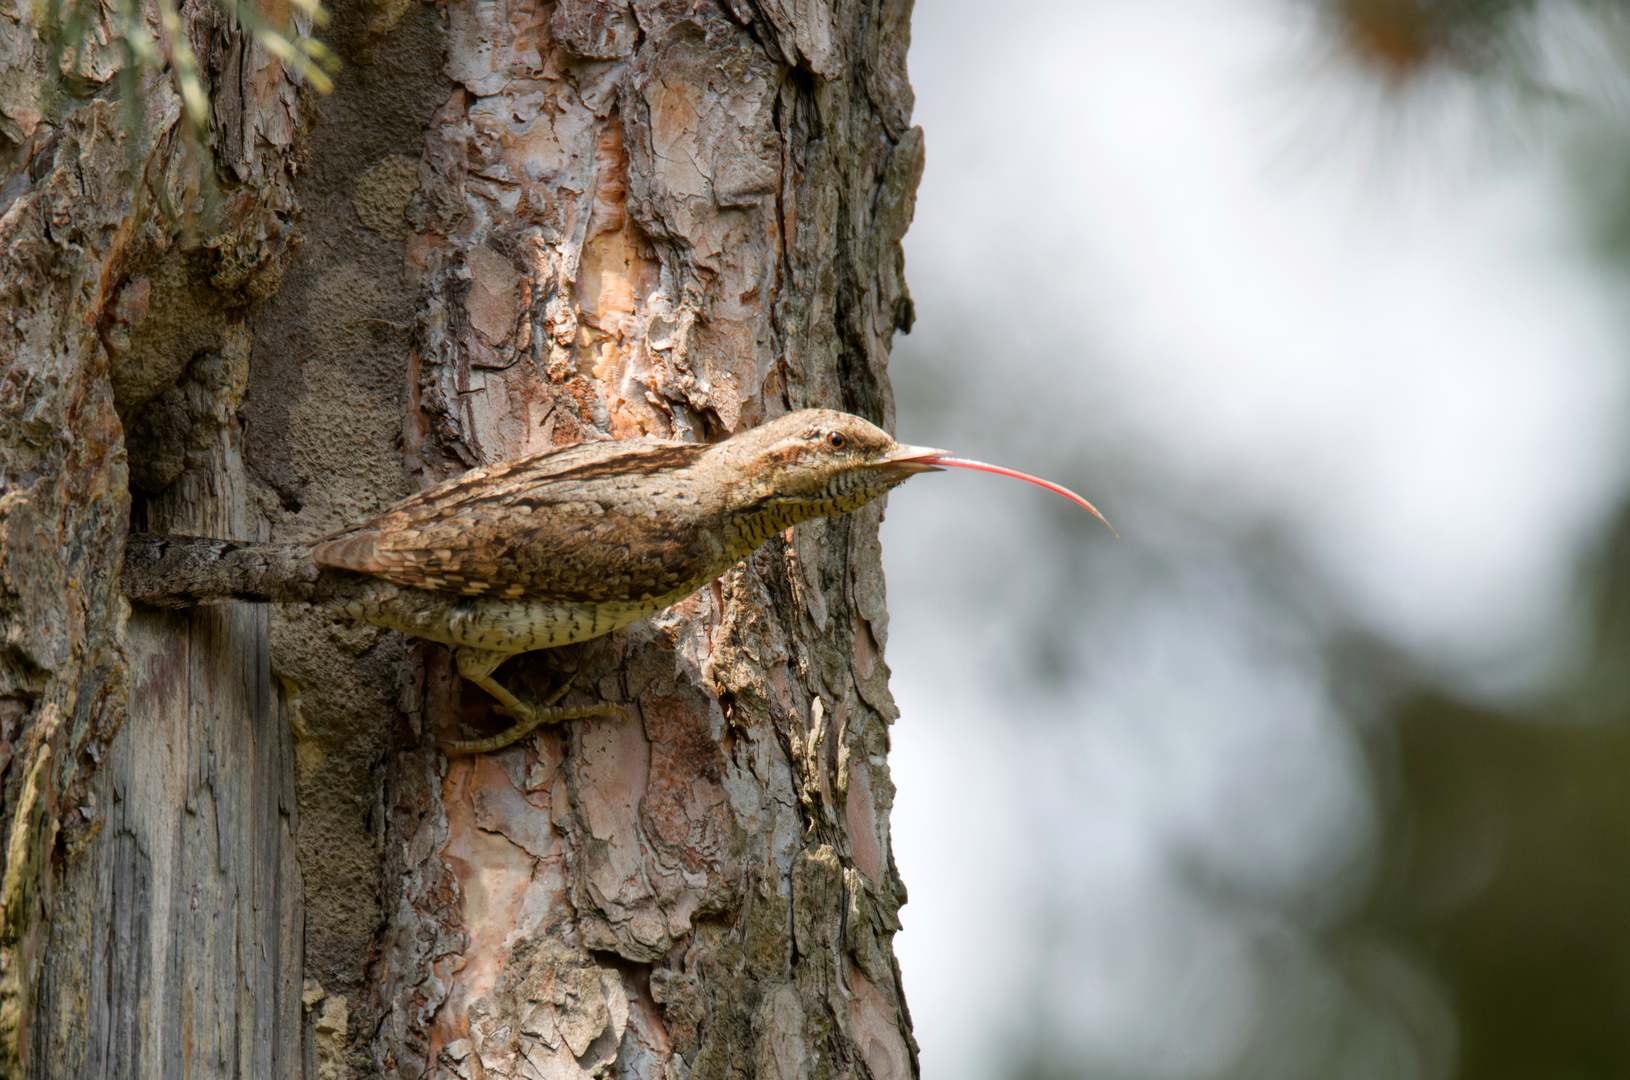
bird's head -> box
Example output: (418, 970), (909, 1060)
(711, 408), (1115, 535)
(714, 409), (944, 521)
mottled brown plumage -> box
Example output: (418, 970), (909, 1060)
(310, 442), (718, 603)
(125, 410), (946, 752)
(125, 408), (1113, 752)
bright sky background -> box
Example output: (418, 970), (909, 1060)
(881, 1), (1630, 1077)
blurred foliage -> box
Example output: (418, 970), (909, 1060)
(1316, 0), (1630, 83)
(1326, 0), (1535, 73)
(1353, 501), (1630, 1080)
(998, 3), (1630, 1077)
(1328, 2), (1630, 1073)
(1371, 698), (1630, 1077)
(1569, 131), (1630, 261)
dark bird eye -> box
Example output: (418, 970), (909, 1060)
(826, 432), (847, 450)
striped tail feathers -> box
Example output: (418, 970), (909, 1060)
(121, 535), (329, 607)
(309, 532), (382, 574)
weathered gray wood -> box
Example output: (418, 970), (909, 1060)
(41, 606), (302, 1079)
(32, 350), (305, 1079)
(0, 0), (309, 1073)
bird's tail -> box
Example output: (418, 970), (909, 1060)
(122, 535), (333, 607)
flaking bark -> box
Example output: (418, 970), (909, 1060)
(360, 0), (924, 1074)
(0, 0), (921, 1071)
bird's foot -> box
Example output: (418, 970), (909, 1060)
(448, 646), (622, 754)
(444, 699), (619, 755)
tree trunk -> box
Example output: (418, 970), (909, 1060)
(1, 0), (309, 1072)
(0, 0), (921, 1073)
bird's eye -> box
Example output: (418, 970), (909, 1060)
(826, 431), (847, 450)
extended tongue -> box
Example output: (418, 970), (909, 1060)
(907, 454), (1117, 537)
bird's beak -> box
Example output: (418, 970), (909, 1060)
(877, 444), (951, 475)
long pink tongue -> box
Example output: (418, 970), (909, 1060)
(916, 456), (1117, 537)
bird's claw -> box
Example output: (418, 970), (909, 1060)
(444, 701), (620, 755)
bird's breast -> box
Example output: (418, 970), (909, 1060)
(342, 578), (713, 654)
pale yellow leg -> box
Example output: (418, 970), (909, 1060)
(448, 647), (617, 754)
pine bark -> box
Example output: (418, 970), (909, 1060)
(0, 0), (921, 1073)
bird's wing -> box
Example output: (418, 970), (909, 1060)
(312, 440), (721, 603)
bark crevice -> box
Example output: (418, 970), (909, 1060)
(0, 0), (920, 1070)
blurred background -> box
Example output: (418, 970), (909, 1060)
(880, 1), (1630, 1078)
